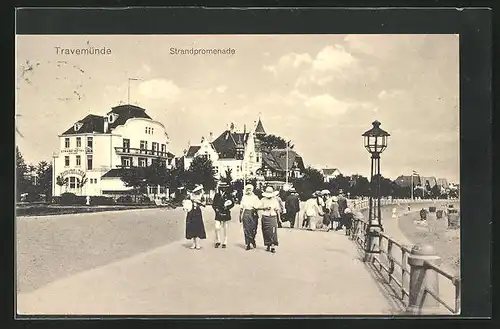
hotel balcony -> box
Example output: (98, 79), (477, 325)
(114, 147), (175, 159)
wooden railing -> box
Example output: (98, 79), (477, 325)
(349, 198), (461, 315)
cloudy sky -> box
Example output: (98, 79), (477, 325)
(16, 34), (459, 182)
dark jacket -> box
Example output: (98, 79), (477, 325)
(212, 191), (234, 221)
(338, 196), (348, 214)
(285, 194), (300, 213)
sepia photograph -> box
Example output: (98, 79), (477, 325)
(15, 33), (462, 316)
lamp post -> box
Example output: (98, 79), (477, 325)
(362, 120), (390, 262)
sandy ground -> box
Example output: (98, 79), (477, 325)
(398, 209), (460, 276)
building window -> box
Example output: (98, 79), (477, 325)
(87, 137), (93, 149)
(237, 166), (241, 172)
(140, 140), (147, 153)
(256, 153), (260, 162)
(76, 137), (81, 148)
(151, 128), (154, 134)
(76, 155), (81, 166)
(64, 156), (70, 167)
(159, 186), (166, 194)
(69, 176), (79, 189)
(123, 138), (130, 150)
(145, 127), (148, 134)
(161, 144), (166, 154)
(65, 138), (70, 148)
(139, 158), (146, 167)
(152, 142), (158, 154)
(121, 157), (131, 167)
(87, 155), (93, 170)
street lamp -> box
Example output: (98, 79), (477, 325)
(362, 120), (390, 262)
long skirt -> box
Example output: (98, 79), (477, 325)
(242, 209), (258, 246)
(186, 207), (207, 239)
(261, 215), (279, 246)
(308, 215), (322, 230)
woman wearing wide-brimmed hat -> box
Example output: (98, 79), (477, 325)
(183, 184), (207, 250)
(303, 191), (324, 230)
(239, 184), (266, 250)
(259, 186), (282, 253)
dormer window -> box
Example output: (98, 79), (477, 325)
(74, 122), (83, 131)
(108, 113), (118, 124)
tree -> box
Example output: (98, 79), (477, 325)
(144, 159), (168, 199)
(348, 174), (370, 197)
(77, 173), (88, 195)
(221, 168), (233, 185)
(294, 166), (325, 200)
(55, 174), (68, 195)
(186, 156), (217, 192)
(16, 147), (29, 200)
(259, 134), (294, 150)
(327, 174), (350, 195)
(121, 168), (147, 202)
(36, 161), (52, 201)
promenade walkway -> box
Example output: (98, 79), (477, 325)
(17, 207), (402, 316)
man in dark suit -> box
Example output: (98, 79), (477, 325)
(285, 189), (300, 228)
(212, 184), (234, 248)
(336, 189), (349, 231)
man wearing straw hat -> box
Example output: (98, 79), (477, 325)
(212, 183), (234, 248)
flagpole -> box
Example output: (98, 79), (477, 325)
(128, 78), (143, 105)
(411, 173), (413, 201)
(285, 141), (289, 185)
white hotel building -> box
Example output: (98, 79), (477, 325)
(52, 104), (175, 198)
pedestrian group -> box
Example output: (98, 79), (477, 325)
(182, 184), (354, 253)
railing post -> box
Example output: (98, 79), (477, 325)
(363, 224), (381, 263)
(406, 244), (442, 315)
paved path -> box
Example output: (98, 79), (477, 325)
(17, 207), (401, 316)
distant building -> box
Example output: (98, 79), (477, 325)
(421, 176), (438, 189)
(52, 104), (175, 198)
(436, 178), (449, 189)
(258, 148), (305, 182)
(321, 168), (342, 182)
(183, 117), (305, 189)
(184, 119), (265, 182)
(394, 175), (422, 188)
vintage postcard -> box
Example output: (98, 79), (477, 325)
(16, 32), (462, 316)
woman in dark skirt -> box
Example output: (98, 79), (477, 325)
(184, 184), (207, 250)
(239, 184), (263, 250)
(259, 186), (282, 253)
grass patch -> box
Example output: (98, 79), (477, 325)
(16, 204), (166, 217)
(398, 211), (460, 276)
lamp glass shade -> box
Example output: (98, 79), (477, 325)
(362, 120), (390, 154)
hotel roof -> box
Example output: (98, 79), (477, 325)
(61, 104), (152, 135)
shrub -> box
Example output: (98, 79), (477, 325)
(91, 196), (115, 205)
(60, 192), (77, 205)
(138, 195), (152, 204)
(116, 195), (133, 204)
(25, 192), (41, 203)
